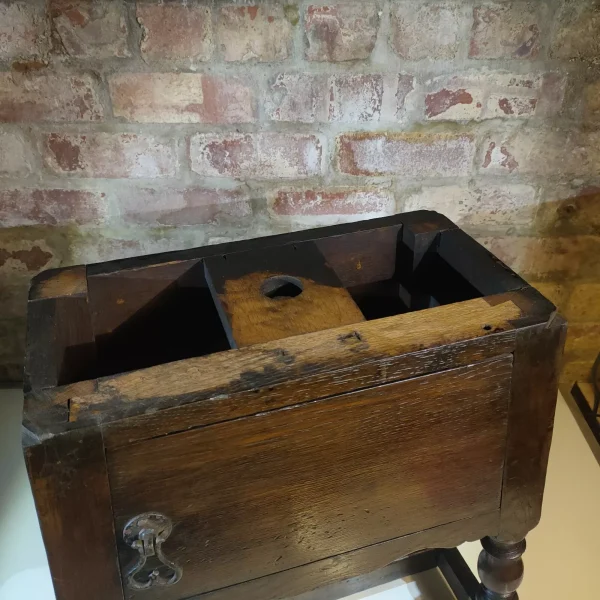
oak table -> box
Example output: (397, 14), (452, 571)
(22, 211), (565, 600)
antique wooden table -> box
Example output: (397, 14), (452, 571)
(22, 211), (565, 600)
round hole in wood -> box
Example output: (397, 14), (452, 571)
(261, 276), (304, 299)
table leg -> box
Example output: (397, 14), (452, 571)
(477, 537), (526, 599)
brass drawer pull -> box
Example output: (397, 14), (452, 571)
(123, 512), (182, 590)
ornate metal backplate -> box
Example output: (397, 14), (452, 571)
(123, 512), (183, 590)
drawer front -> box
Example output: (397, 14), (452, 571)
(108, 355), (512, 599)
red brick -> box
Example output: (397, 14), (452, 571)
(337, 132), (475, 177)
(0, 73), (103, 122)
(217, 5), (293, 62)
(470, 2), (543, 59)
(109, 73), (255, 124)
(0, 189), (106, 227)
(137, 2), (213, 61)
(266, 73), (414, 123)
(190, 133), (323, 179)
(118, 188), (251, 226)
(0, 132), (33, 176)
(50, 0), (129, 58)
(0, 3), (49, 60)
(551, 1), (600, 60)
(403, 183), (538, 228)
(391, 3), (463, 60)
(479, 128), (600, 177)
(43, 133), (178, 178)
(476, 235), (600, 279)
(266, 73), (328, 123)
(423, 72), (564, 121)
(270, 188), (394, 217)
(305, 4), (379, 62)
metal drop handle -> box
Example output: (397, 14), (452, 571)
(123, 512), (182, 590)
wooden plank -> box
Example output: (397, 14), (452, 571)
(29, 265), (87, 300)
(205, 243), (364, 348)
(108, 357), (511, 599)
(25, 428), (123, 600)
(437, 229), (525, 295)
(61, 296), (525, 427)
(103, 329), (518, 450)
(497, 316), (567, 541)
(174, 513), (497, 600)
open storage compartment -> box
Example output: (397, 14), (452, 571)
(24, 212), (528, 390)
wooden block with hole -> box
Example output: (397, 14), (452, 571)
(21, 211), (566, 600)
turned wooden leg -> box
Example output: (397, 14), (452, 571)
(477, 537), (526, 600)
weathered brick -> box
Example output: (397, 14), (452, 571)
(470, 2), (542, 59)
(0, 2), (49, 60)
(51, 0), (129, 58)
(305, 4), (379, 62)
(266, 73), (327, 123)
(0, 318), (25, 365)
(266, 73), (413, 123)
(44, 133), (178, 178)
(551, 1), (600, 60)
(561, 359), (593, 384)
(403, 184), (538, 228)
(0, 189), (106, 227)
(537, 186), (600, 235)
(337, 132), (475, 178)
(137, 2), (212, 61)
(584, 81), (600, 123)
(565, 283), (600, 322)
(565, 324), (600, 360)
(390, 3), (463, 60)
(190, 133), (323, 179)
(109, 73), (255, 124)
(476, 235), (600, 279)
(117, 188), (251, 226)
(270, 188), (394, 217)
(480, 128), (600, 177)
(0, 73), (103, 122)
(423, 71), (565, 122)
(0, 228), (62, 277)
(217, 5), (293, 62)
(529, 282), (570, 309)
(0, 281), (27, 320)
(0, 132), (33, 176)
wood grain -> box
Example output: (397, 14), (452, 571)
(29, 265), (87, 300)
(205, 243), (364, 348)
(103, 329), (518, 450)
(497, 317), (567, 541)
(25, 428), (123, 600)
(195, 512), (498, 600)
(108, 356), (512, 599)
(65, 297), (523, 427)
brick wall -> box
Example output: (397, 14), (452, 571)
(1, 0), (599, 383)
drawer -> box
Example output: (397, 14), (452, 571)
(107, 355), (512, 599)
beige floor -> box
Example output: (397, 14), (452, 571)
(1, 392), (599, 599)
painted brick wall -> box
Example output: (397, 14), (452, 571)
(0, 0), (599, 383)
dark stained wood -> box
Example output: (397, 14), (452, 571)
(477, 537), (526, 600)
(25, 427), (123, 600)
(67, 296), (524, 428)
(204, 243), (364, 348)
(29, 265), (88, 300)
(108, 356), (511, 599)
(438, 548), (481, 600)
(102, 328), (519, 450)
(187, 512), (498, 600)
(497, 316), (567, 541)
(314, 224), (402, 286)
(437, 229), (524, 296)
